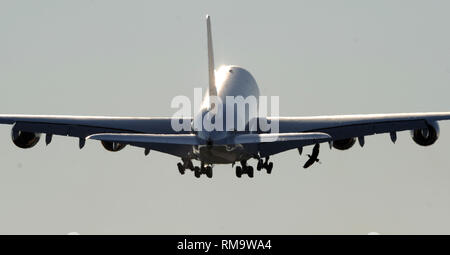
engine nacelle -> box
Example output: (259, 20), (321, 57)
(101, 141), (126, 152)
(411, 122), (439, 146)
(11, 130), (41, 149)
(332, 137), (356, 150)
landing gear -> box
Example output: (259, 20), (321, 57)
(177, 159), (195, 176)
(178, 157), (276, 179)
(182, 160), (213, 178)
(257, 159), (263, 171)
(194, 166), (201, 178)
(235, 161), (254, 178)
(236, 166), (242, 178)
(266, 162), (273, 174)
(248, 166), (254, 178)
(205, 166), (213, 178)
(177, 162), (185, 175)
(183, 159), (194, 171)
(256, 157), (273, 174)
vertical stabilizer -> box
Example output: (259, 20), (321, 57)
(206, 15), (217, 98)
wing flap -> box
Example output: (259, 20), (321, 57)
(234, 132), (331, 144)
(233, 132), (332, 158)
(87, 133), (203, 145)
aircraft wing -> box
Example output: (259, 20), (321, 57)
(88, 133), (203, 145)
(260, 112), (450, 156)
(0, 114), (193, 157)
(0, 114), (191, 134)
(88, 132), (331, 145)
(85, 131), (332, 161)
(233, 132), (331, 144)
(0, 114), (194, 134)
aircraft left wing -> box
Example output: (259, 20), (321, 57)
(260, 112), (450, 156)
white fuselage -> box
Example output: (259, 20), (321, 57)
(192, 65), (260, 164)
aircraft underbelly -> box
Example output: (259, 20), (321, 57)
(195, 145), (251, 164)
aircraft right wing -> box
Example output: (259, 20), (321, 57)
(0, 114), (193, 157)
(88, 133), (203, 145)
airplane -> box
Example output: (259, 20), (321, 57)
(1, 15), (450, 179)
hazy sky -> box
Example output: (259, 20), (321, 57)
(1, 0), (450, 234)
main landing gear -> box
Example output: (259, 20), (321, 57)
(178, 157), (275, 179)
(235, 160), (254, 178)
(177, 159), (213, 178)
(256, 157), (273, 174)
(193, 164), (213, 179)
(235, 157), (274, 178)
(177, 158), (194, 175)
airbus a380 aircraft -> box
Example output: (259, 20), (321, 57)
(1, 16), (450, 178)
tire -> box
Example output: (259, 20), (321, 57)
(248, 166), (254, 178)
(177, 162), (185, 175)
(236, 166), (242, 178)
(266, 162), (273, 174)
(194, 167), (201, 178)
(206, 166), (213, 178)
(257, 160), (262, 171)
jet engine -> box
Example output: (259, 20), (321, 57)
(411, 122), (439, 146)
(11, 130), (41, 149)
(332, 137), (356, 150)
(101, 140), (126, 152)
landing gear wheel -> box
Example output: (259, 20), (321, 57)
(257, 159), (263, 171)
(266, 162), (273, 174)
(194, 167), (201, 178)
(236, 166), (242, 178)
(177, 162), (185, 175)
(206, 166), (213, 178)
(247, 166), (254, 178)
(187, 161), (194, 170)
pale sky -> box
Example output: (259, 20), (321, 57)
(0, 0), (450, 234)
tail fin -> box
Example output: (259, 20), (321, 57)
(206, 15), (217, 98)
